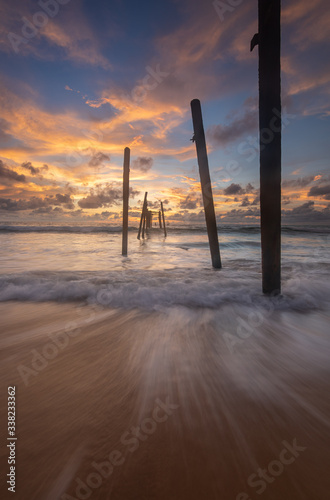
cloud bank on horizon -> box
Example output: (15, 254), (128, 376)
(0, 0), (329, 225)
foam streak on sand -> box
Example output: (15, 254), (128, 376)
(0, 302), (330, 499)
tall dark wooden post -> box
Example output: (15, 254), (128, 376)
(122, 147), (130, 256)
(190, 99), (221, 269)
(161, 202), (167, 238)
(158, 210), (162, 229)
(137, 192), (148, 240)
(255, 0), (281, 294)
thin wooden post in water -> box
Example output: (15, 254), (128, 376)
(142, 210), (146, 239)
(161, 202), (167, 237)
(122, 147), (130, 256)
(252, 0), (281, 294)
(158, 210), (162, 229)
(146, 210), (151, 230)
(190, 99), (221, 269)
(137, 192), (148, 240)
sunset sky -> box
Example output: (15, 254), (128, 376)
(0, 0), (329, 226)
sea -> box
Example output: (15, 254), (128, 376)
(0, 223), (329, 311)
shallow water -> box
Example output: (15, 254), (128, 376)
(0, 225), (329, 311)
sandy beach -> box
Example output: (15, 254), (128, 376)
(1, 301), (329, 500)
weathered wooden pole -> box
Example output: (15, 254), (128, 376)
(122, 147), (130, 256)
(146, 210), (151, 229)
(161, 202), (167, 238)
(252, 0), (281, 294)
(142, 211), (146, 239)
(158, 210), (162, 229)
(137, 192), (148, 240)
(190, 99), (221, 269)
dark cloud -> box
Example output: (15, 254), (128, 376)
(281, 201), (330, 223)
(78, 186), (121, 209)
(0, 197), (47, 211)
(32, 206), (64, 215)
(167, 210), (205, 224)
(251, 195), (259, 205)
(47, 193), (75, 210)
(221, 208), (260, 221)
(223, 183), (257, 198)
(88, 152), (110, 168)
(308, 184), (330, 200)
(287, 201), (315, 215)
(78, 183), (140, 209)
(128, 211), (143, 217)
(132, 157), (153, 172)
(68, 209), (84, 217)
(146, 200), (161, 209)
(240, 196), (251, 207)
(98, 211), (120, 219)
(20, 161), (49, 180)
(245, 183), (255, 193)
(282, 175), (316, 188)
(207, 109), (258, 147)
(179, 194), (201, 210)
(64, 183), (78, 195)
(0, 192), (75, 211)
(0, 160), (26, 183)
(237, 193), (259, 207)
(223, 183), (243, 196)
(21, 161), (41, 176)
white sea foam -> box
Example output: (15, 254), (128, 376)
(0, 268), (329, 312)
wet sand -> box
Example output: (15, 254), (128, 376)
(0, 302), (329, 500)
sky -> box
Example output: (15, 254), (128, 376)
(0, 0), (329, 226)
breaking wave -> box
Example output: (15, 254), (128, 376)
(0, 268), (329, 312)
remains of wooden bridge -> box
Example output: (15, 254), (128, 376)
(121, 0), (282, 295)
(137, 192), (167, 240)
